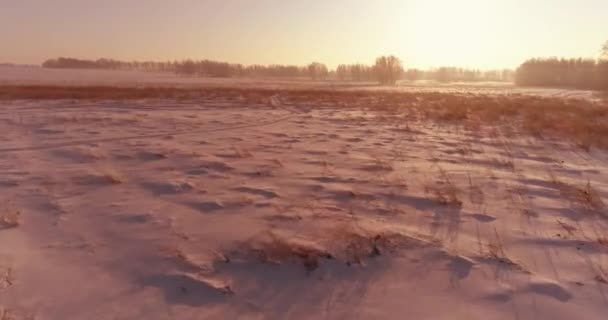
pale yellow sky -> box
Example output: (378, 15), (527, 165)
(0, 0), (606, 69)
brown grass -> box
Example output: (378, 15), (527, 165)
(578, 182), (606, 211)
(484, 228), (523, 270)
(337, 228), (413, 266)
(2, 85), (608, 149)
(551, 175), (606, 214)
(234, 226), (417, 271)
(425, 167), (463, 207)
(101, 169), (125, 185)
(285, 90), (608, 150)
(557, 220), (578, 237)
(245, 231), (334, 271)
(0, 85), (273, 102)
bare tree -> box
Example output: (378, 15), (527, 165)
(373, 56), (403, 85)
(602, 41), (608, 60)
(308, 62), (329, 81)
(403, 69), (421, 81)
(336, 65), (348, 81)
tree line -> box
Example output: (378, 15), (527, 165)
(403, 67), (513, 82)
(41, 56), (404, 83)
(42, 57), (309, 78)
(41, 41), (608, 90)
(43, 55), (503, 86)
(515, 41), (608, 90)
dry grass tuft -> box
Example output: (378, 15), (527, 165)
(578, 182), (605, 211)
(74, 171), (125, 186)
(484, 229), (523, 270)
(232, 145), (253, 158)
(521, 208), (539, 218)
(244, 231), (333, 271)
(371, 156), (394, 171)
(425, 184), (462, 207)
(551, 175), (605, 214)
(164, 245), (212, 273)
(162, 246), (235, 294)
(494, 158), (515, 170)
(0, 267), (14, 289)
(233, 226), (417, 271)
(105, 174), (124, 185)
(425, 167), (462, 207)
(335, 227), (414, 266)
(0, 211), (21, 229)
(557, 220), (578, 237)
(102, 170), (125, 185)
(270, 159), (284, 168)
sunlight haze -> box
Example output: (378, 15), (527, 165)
(1, 0), (607, 68)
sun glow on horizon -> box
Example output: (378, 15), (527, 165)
(394, 0), (514, 69)
(0, 0), (606, 70)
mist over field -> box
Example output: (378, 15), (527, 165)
(1, 1), (608, 320)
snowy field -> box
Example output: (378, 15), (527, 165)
(0, 67), (607, 320)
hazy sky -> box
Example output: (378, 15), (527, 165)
(1, 0), (606, 69)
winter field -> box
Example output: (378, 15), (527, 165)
(0, 66), (607, 319)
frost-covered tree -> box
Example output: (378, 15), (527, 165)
(307, 62), (329, 81)
(373, 56), (403, 85)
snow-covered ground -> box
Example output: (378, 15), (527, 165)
(1, 89), (607, 319)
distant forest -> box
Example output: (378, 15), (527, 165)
(41, 57), (512, 84)
(515, 41), (608, 90)
(42, 41), (608, 90)
(515, 58), (608, 90)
